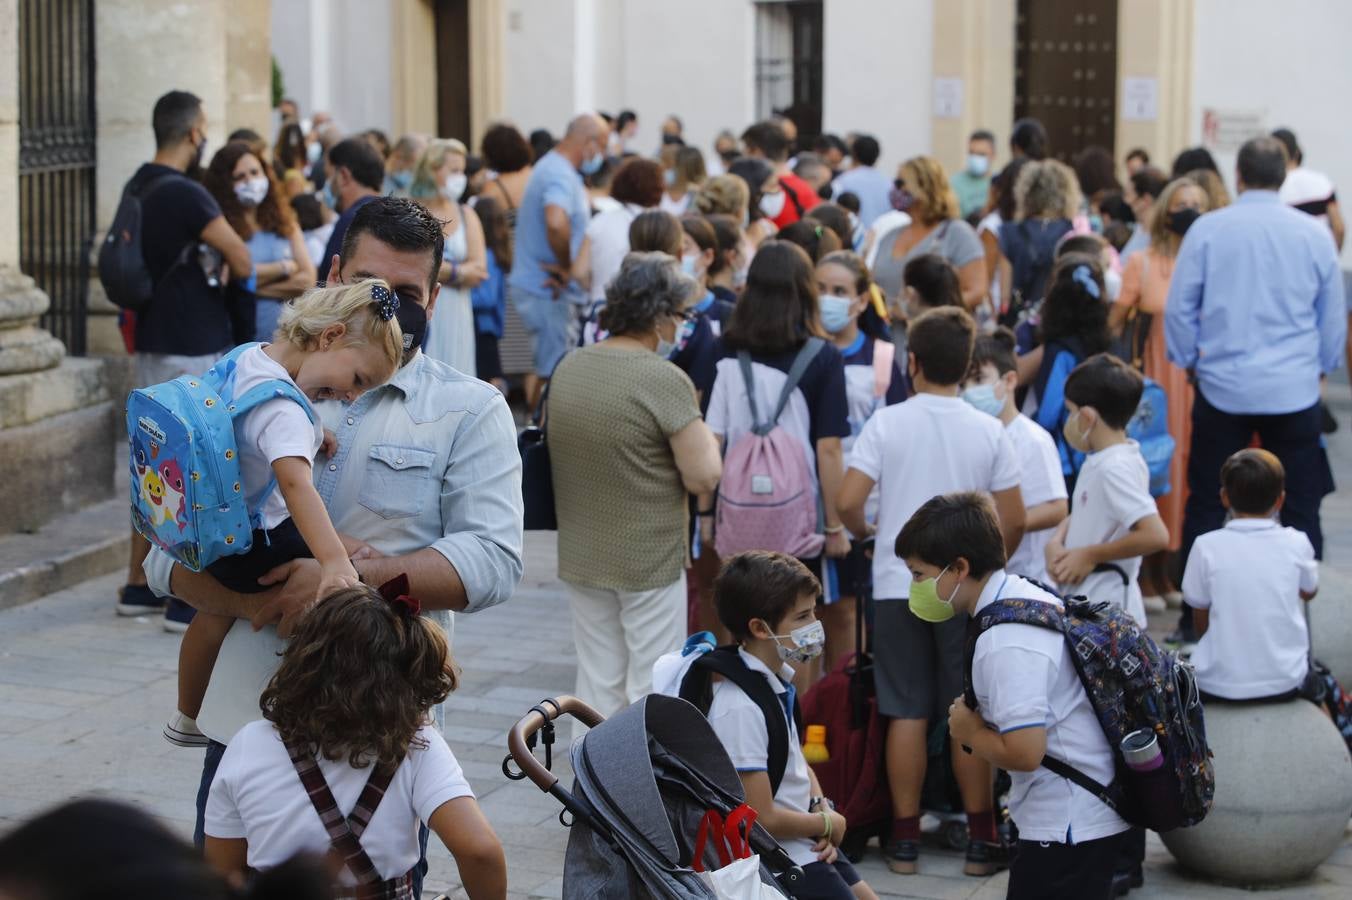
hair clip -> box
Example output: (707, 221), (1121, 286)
(1072, 264), (1101, 300)
(376, 573), (421, 618)
(371, 283), (401, 321)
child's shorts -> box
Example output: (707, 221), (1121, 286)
(788, 858), (862, 899)
(205, 518), (312, 594)
(873, 599), (967, 720)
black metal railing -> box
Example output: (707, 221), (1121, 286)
(18, 0), (97, 356)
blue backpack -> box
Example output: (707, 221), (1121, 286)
(1127, 377), (1174, 497)
(126, 343), (314, 572)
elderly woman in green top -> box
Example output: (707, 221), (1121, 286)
(548, 252), (723, 723)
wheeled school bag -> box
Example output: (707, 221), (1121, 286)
(714, 339), (827, 560)
(126, 342), (314, 573)
(964, 593), (1214, 833)
(1127, 377), (1175, 498)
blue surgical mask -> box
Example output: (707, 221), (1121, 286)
(321, 180), (338, 212)
(819, 295), (854, 334)
(386, 169), (413, 194)
(580, 152), (604, 176)
(962, 383), (1006, 418)
(681, 253), (701, 279)
(306, 142), (322, 166)
(664, 168), (677, 187)
(966, 154), (990, 177)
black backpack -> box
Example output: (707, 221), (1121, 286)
(98, 172), (178, 310)
(679, 646), (804, 794)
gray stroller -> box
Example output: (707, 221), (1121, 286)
(505, 693), (806, 898)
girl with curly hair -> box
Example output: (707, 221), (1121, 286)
(203, 581), (506, 898)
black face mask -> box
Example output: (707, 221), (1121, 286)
(1167, 208), (1201, 237)
(185, 134), (207, 182)
(395, 297), (428, 358)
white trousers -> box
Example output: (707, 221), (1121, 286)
(564, 574), (687, 731)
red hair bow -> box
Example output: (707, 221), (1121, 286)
(376, 574), (421, 617)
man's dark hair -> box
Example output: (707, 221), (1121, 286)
(481, 123), (533, 174)
(715, 551), (821, 642)
(339, 197), (445, 293)
(529, 128), (555, 162)
(1126, 147), (1150, 165)
(228, 127), (262, 144)
(1270, 128), (1302, 165)
(895, 492), (1007, 578)
(327, 137), (385, 192)
(1098, 191), (1134, 224)
(741, 121), (790, 162)
(1130, 166), (1169, 202)
(1170, 146), (1219, 178)
(1238, 136), (1289, 190)
(1056, 233), (1108, 260)
(969, 129), (996, 146)
(850, 135), (881, 167)
(152, 90), (203, 149)
(813, 133), (848, 156)
(903, 253), (962, 311)
(1010, 118), (1048, 160)
(1064, 353), (1144, 430)
(835, 190), (861, 214)
(908, 306), (975, 386)
(1221, 448), (1285, 515)
(617, 109), (637, 130)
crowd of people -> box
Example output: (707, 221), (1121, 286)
(35, 87), (1342, 900)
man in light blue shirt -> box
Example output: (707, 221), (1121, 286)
(1166, 136), (1345, 637)
(509, 113), (609, 384)
(831, 134), (893, 228)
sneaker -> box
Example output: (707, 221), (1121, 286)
(163, 711), (209, 748)
(964, 840), (1011, 877)
(886, 839), (919, 875)
(116, 583), (166, 617)
(1111, 865), (1144, 896)
(1142, 594), (1167, 614)
(163, 597), (196, 634)
(1164, 590), (1184, 610)
(1163, 627), (1197, 658)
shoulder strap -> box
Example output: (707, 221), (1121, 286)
(737, 350), (764, 432)
(680, 647), (797, 795)
(1040, 755), (1121, 812)
(132, 170), (180, 201)
(872, 340), (895, 399)
(765, 338), (826, 431)
(286, 741), (400, 886)
(493, 178), (515, 210)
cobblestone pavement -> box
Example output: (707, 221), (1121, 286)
(4, 387), (1352, 897)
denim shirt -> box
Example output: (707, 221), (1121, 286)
(144, 352), (524, 743)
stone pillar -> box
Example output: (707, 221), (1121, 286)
(226, 0), (274, 136)
(929, 0), (1017, 177)
(470, 0), (506, 145)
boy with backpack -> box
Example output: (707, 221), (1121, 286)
(895, 492), (1130, 899)
(1182, 448), (1319, 702)
(1044, 354), (1170, 628)
(655, 551), (879, 900)
(837, 306), (1026, 876)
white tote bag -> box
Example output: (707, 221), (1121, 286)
(693, 806), (786, 900)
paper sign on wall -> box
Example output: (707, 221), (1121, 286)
(933, 78), (963, 119)
(1202, 109), (1267, 152)
(1122, 78), (1157, 121)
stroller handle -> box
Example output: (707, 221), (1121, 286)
(507, 695), (604, 791)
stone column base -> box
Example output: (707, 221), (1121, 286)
(0, 268), (64, 374)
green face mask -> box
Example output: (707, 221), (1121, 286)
(908, 565), (959, 623)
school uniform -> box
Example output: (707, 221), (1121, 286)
(1182, 518), (1319, 701)
(1062, 441), (1157, 627)
(970, 572), (1130, 899)
(1005, 414), (1069, 584)
(848, 394), (1020, 719)
(706, 648), (862, 900)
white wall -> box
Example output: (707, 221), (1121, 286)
(822, 0), (934, 179)
(1192, 0), (1352, 264)
(502, 0), (578, 135)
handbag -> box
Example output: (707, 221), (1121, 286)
(518, 381), (556, 531)
(693, 806), (785, 899)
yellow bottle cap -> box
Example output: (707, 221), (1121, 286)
(805, 724), (827, 743)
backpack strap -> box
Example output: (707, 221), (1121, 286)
(763, 338), (826, 434)
(286, 740), (401, 887)
(679, 646), (802, 795)
(736, 350), (765, 433)
(1039, 755), (1122, 813)
(871, 340), (895, 399)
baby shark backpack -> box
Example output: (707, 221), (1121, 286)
(126, 343), (314, 572)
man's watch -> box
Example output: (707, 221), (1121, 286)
(809, 796), (834, 812)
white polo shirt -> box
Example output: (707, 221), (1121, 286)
(971, 572), (1129, 844)
(1063, 441), (1157, 626)
(705, 648), (817, 868)
(849, 393), (1021, 600)
(1182, 518), (1318, 700)
(1005, 414), (1068, 584)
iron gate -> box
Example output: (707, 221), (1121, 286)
(18, 0), (97, 356)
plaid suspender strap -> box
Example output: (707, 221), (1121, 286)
(286, 741), (404, 892)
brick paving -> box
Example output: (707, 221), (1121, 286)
(3, 386), (1352, 897)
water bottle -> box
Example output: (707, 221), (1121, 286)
(1120, 728), (1183, 828)
(802, 725), (830, 763)
(1120, 729), (1163, 772)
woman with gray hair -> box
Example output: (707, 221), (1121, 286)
(997, 158), (1081, 326)
(548, 252), (722, 723)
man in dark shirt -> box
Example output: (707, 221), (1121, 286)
(316, 137), (385, 282)
(117, 90), (252, 628)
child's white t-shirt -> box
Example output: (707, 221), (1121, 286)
(231, 345), (324, 530)
(849, 393), (1021, 599)
(705, 648), (817, 868)
(1005, 414), (1068, 584)
(205, 720), (473, 880)
(1182, 519), (1318, 699)
(971, 572), (1129, 844)
(1062, 440), (1157, 626)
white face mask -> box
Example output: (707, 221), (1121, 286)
(767, 620), (826, 663)
(1104, 268), (1123, 303)
(234, 175), (270, 207)
(759, 190), (786, 219)
(440, 173), (468, 201)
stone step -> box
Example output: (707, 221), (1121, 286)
(0, 495), (129, 611)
